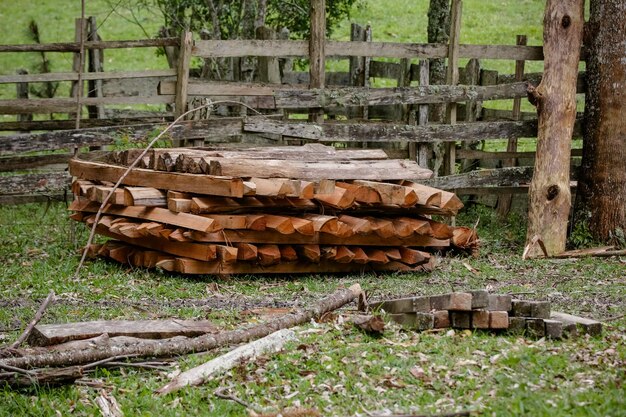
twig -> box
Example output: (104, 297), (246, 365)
(9, 290), (55, 349)
(73, 99), (264, 278)
(507, 291), (536, 296)
(103, 361), (171, 371)
(81, 354), (141, 370)
(214, 386), (261, 413)
(0, 363), (35, 376)
(603, 313), (626, 322)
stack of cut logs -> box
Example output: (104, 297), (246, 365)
(68, 144), (478, 275)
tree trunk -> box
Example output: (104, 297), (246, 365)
(525, 0), (584, 258)
(574, 0), (626, 242)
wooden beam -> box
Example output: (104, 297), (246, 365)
(0, 38), (179, 53)
(175, 31), (193, 118)
(68, 158), (244, 198)
(28, 319), (217, 347)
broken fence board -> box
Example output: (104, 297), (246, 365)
(27, 319), (218, 347)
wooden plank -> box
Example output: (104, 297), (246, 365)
(0, 69), (177, 84)
(27, 319), (217, 347)
(308, 0), (326, 124)
(0, 96), (173, 115)
(124, 187), (167, 206)
(0, 172), (70, 195)
(192, 39), (545, 60)
(91, 222), (218, 262)
(0, 154), (71, 171)
(0, 116), (174, 132)
(175, 31), (193, 118)
(190, 195), (318, 214)
(0, 38), (179, 53)
(274, 82), (528, 109)
(185, 228), (450, 247)
(351, 180), (418, 207)
(201, 157), (432, 180)
(69, 158), (244, 198)
(71, 199), (219, 232)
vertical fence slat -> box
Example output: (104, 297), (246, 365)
(444, 0), (462, 176)
(87, 16), (105, 120)
(309, 0), (326, 124)
(417, 60), (430, 167)
(70, 18), (87, 123)
(16, 69), (32, 132)
(497, 34), (528, 217)
(175, 31), (193, 120)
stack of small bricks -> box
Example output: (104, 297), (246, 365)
(371, 290), (602, 339)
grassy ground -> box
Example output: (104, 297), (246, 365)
(0, 202), (624, 416)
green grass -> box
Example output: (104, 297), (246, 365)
(0, 202), (624, 416)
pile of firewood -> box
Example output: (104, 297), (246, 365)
(68, 144), (478, 275)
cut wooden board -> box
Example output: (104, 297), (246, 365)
(27, 319), (218, 347)
(200, 156), (432, 180)
(70, 199), (219, 232)
(69, 158), (244, 198)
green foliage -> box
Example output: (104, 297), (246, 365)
(132, 0), (362, 39)
(569, 213), (596, 249)
(111, 128), (173, 150)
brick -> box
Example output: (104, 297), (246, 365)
(433, 310), (450, 328)
(507, 317), (526, 335)
(414, 312), (436, 331)
(551, 312), (602, 337)
(530, 301), (551, 319)
(430, 292), (472, 311)
(372, 296), (430, 314)
(471, 310), (490, 329)
(450, 311), (471, 329)
(489, 311), (509, 329)
(469, 290), (489, 309)
(388, 313), (434, 331)
(511, 299), (532, 317)
(544, 319), (564, 339)
(487, 294), (512, 312)
(526, 318), (546, 338)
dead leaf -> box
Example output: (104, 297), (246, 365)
(350, 315), (385, 334)
(462, 262), (480, 274)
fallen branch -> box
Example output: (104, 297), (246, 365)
(9, 290), (55, 349)
(1, 284), (362, 371)
(214, 386), (263, 414)
(157, 328), (296, 395)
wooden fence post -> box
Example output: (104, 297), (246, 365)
(497, 35), (527, 218)
(175, 31), (193, 120)
(444, 0), (462, 176)
(525, 0), (584, 258)
(309, 0), (325, 124)
(70, 18), (87, 122)
(417, 60), (430, 168)
(16, 69), (32, 131)
(256, 26), (281, 84)
(460, 58), (480, 173)
(87, 16), (105, 120)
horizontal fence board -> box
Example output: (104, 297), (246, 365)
(0, 153), (72, 171)
(0, 116), (173, 132)
(0, 171), (71, 195)
(275, 82), (529, 108)
(244, 119), (541, 142)
(0, 117), (253, 154)
(193, 40), (546, 60)
(421, 166), (579, 190)
(0, 96), (173, 114)
(0, 69), (177, 84)
(281, 71), (350, 86)
(497, 71), (586, 93)
(0, 38), (179, 53)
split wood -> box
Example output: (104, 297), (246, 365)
(0, 284), (361, 372)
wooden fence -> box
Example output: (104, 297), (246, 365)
(0, 10), (586, 207)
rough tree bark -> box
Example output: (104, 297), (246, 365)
(574, 0), (626, 242)
(525, 0), (584, 258)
